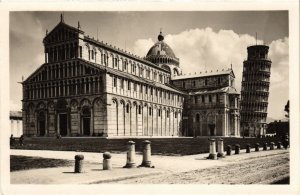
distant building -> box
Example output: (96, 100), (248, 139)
(10, 111), (23, 137)
(267, 120), (289, 137)
(240, 45), (272, 137)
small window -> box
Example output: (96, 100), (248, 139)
(193, 81), (196, 87)
(149, 108), (152, 116)
(126, 104), (130, 113)
(175, 112), (177, 118)
(138, 105), (142, 114)
(113, 77), (117, 87)
(205, 79), (208, 86)
(128, 81), (131, 90)
(140, 84), (143, 93)
(202, 96), (205, 103)
(209, 95), (212, 102)
(167, 110), (169, 118)
(158, 109), (161, 117)
(121, 79), (124, 89)
(218, 78), (221, 84)
(194, 96), (197, 104)
(145, 86), (148, 94)
(150, 87), (153, 95)
(134, 83), (137, 91)
(124, 61), (127, 70)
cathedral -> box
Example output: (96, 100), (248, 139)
(22, 15), (240, 137)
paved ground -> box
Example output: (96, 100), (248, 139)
(10, 148), (289, 184)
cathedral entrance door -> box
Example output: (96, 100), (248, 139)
(81, 107), (91, 136)
(82, 117), (90, 136)
(209, 124), (215, 136)
(59, 114), (68, 136)
(38, 112), (46, 136)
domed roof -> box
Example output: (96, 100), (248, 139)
(146, 31), (176, 58)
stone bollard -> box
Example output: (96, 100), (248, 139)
(74, 155), (84, 173)
(123, 141), (136, 168)
(103, 152), (112, 170)
(217, 138), (225, 158)
(207, 139), (217, 160)
(246, 144), (251, 153)
(270, 142), (275, 150)
(235, 144), (240, 154)
(277, 142), (282, 149)
(255, 143), (260, 152)
(263, 143), (268, 151)
(226, 145), (232, 156)
(140, 140), (153, 167)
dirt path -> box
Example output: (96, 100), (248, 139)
(111, 152), (289, 184)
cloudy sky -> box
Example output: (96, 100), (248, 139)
(10, 11), (289, 120)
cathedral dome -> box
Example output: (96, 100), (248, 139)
(145, 31), (179, 67)
(146, 32), (176, 58)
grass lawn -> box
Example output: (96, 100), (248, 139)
(10, 155), (73, 172)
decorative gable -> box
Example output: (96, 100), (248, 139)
(43, 22), (83, 45)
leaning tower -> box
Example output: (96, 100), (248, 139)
(240, 45), (272, 137)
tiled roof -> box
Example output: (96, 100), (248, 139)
(188, 87), (239, 95)
(172, 69), (233, 80)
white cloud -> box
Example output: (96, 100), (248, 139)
(131, 28), (289, 119)
(132, 38), (155, 57)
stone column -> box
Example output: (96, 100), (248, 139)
(90, 107), (94, 136)
(263, 142), (267, 151)
(123, 141), (136, 168)
(226, 145), (232, 155)
(74, 155), (84, 173)
(277, 142), (282, 149)
(140, 140), (153, 167)
(246, 144), (251, 153)
(103, 152), (112, 170)
(235, 144), (240, 154)
(208, 139), (217, 160)
(270, 142), (275, 150)
(217, 138), (225, 157)
(255, 143), (260, 151)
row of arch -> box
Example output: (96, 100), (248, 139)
(46, 27), (78, 44)
(24, 76), (103, 100)
(24, 98), (106, 137)
(110, 75), (184, 108)
(45, 42), (78, 63)
(82, 43), (171, 84)
(109, 97), (182, 137)
(145, 55), (180, 66)
(28, 61), (100, 83)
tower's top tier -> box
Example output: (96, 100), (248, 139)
(247, 45), (270, 61)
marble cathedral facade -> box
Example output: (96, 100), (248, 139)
(22, 16), (240, 137)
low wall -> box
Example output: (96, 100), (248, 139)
(11, 137), (281, 155)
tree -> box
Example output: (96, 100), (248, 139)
(284, 100), (289, 119)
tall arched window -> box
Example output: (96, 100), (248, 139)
(126, 104), (130, 113)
